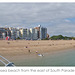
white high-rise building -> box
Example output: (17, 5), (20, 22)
(30, 28), (38, 40)
(10, 28), (17, 40)
(35, 25), (47, 40)
(20, 28), (27, 39)
(16, 29), (21, 39)
(27, 29), (31, 40)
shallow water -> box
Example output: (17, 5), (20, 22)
(1, 49), (75, 66)
(15, 49), (75, 66)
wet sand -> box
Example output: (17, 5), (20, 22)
(0, 40), (75, 65)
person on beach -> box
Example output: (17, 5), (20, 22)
(36, 51), (38, 53)
(28, 50), (31, 53)
(26, 46), (28, 48)
(7, 42), (10, 44)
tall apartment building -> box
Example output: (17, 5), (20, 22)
(34, 26), (40, 39)
(30, 28), (38, 40)
(6, 28), (11, 37)
(16, 29), (21, 39)
(40, 27), (47, 39)
(9, 28), (17, 40)
(35, 25), (47, 40)
(0, 28), (7, 39)
(20, 28), (27, 39)
(27, 29), (31, 40)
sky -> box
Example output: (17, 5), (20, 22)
(0, 3), (75, 36)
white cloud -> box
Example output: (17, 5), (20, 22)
(0, 3), (75, 36)
(64, 19), (71, 23)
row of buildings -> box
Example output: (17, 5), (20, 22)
(0, 25), (48, 40)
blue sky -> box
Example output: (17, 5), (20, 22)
(0, 3), (75, 36)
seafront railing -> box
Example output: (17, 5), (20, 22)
(0, 55), (15, 67)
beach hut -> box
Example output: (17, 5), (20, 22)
(6, 36), (11, 40)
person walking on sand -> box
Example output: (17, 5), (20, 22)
(26, 46), (28, 48)
(28, 50), (31, 53)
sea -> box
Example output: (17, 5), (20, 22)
(15, 49), (75, 66)
(1, 49), (75, 66)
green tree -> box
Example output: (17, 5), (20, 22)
(50, 35), (75, 40)
(16, 37), (20, 40)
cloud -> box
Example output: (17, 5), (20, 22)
(0, 3), (75, 36)
(64, 19), (71, 23)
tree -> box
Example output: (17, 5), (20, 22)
(50, 35), (75, 40)
(16, 37), (20, 40)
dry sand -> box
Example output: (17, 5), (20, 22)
(0, 40), (75, 63)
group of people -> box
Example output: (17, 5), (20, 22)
(26, 46), (38, 53)
(26, 46), (44, 57)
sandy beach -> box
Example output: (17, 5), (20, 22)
(0, 40), (75, 65)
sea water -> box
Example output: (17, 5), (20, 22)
(15, 49), (75, 66)
(1, 49), (75, 66)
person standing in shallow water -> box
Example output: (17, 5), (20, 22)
(36, 51), (38, 53)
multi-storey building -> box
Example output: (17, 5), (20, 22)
(0, 28), (7, 39)
(34, 26), (40, 39)
(30, 28), (38, 40)
(9, 28), (17, 40)
(27, 29), (31, 40)
(0, 25), (47, 40)
(40, 27), (47, 39)
(6, 28), (11, 37)
(16, 29), (21, 39)
(35, 25), (47, 40)
(20, 28), (27, 39)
